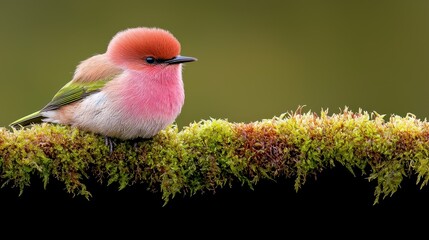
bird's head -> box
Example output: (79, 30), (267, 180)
(107, 27), (196, 71)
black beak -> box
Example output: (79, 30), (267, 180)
(165, 55), (197, 64)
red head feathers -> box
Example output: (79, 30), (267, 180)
(107, 27), (181, 70)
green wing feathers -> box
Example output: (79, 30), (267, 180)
(41, 80), (109, 111)
(9, 77), (113, 128)
(9, 111), (43, 128)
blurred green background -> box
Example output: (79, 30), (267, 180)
(1, 0), (429, 129)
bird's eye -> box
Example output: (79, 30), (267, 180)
(145, 57), (156, 64)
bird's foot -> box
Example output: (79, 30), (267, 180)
(104, 136), (118, 153)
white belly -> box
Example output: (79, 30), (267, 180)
(70, 92), (174, 139)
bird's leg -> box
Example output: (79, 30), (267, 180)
(104, 136), (117, 153)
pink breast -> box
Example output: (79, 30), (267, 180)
(120, 67), (185, 120)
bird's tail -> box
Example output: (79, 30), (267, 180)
(9, 111), (44, 128)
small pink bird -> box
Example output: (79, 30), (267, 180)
(10, 27), (197, 150)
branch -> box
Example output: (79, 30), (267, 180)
(2, 107), (429, 204)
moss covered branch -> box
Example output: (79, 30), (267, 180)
(2, 107), (429, 204)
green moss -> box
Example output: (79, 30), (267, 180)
(2, 108), (429, 204)
(178, 119), (245, 194)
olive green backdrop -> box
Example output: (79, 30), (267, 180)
(1, 0), (429, 129)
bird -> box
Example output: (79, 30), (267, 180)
(10, 27), (197, 151)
